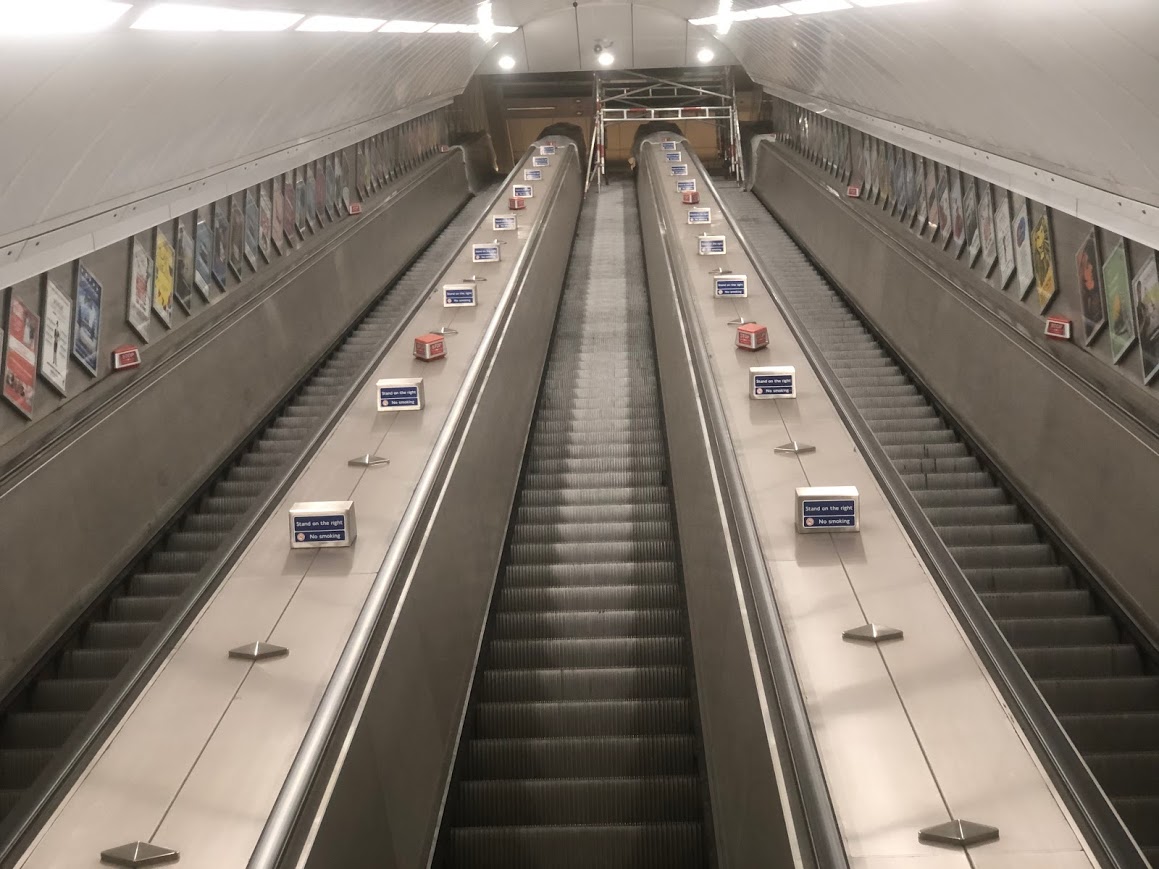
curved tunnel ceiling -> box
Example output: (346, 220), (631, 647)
(2, 0), (1159, 283)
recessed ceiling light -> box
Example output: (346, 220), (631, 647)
(132, 3), (304, 31)
(297, 15), (385, 32)
(0, 0), (131, 34)
(597, 50), (614, 66)
(696, 47), (715, 63)
(379, 20), (435, 33)
(782, 0), (853, 13)
(498, 54), (516, 70)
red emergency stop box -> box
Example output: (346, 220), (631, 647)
(414, 333), (446, 361)
(682, 191), (700, 205)
(736, 323), (769, 351)
(509, 197), (527, 210)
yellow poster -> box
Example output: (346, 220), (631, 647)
(153, 233), (175, 327)
(1031, 214), (1057, 312)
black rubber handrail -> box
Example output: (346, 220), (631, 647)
(701, 156), (1147, 869)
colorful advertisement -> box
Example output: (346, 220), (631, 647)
(1102, 241), (1136, 363)
(978, 183), (997, 275)
(244, 188), (260, 270)
(963, 177), (981, 265)
(1011, 199), (1035, 299)
(271, 177), (284, 255)
(213, 203), (230, 289)
(1075, 231), (1107, 345)
(175, 220), (194, 313)
(994, 189), (1015, 289)
(949, 170), (966, 256)
(3, 296), (39, 417)
(194, 218), (212, 300)
(1130, 253), (1159, 383)
(936, 166), (952, 248)
(924, 161), (939, 236)
(128, 237), (153, 341)
(1030, 213), (1057, 311)
(259, 184), (273, 261)
(40, 279), (71, 395)
(153, 231), (175, 327)
(73, 264), (102, 375)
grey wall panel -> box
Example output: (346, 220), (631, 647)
(0, 159), (470, 692)
(637, 155), (792, 868)
(750, 142), (1159, 637)
(299, 154), (582, 869)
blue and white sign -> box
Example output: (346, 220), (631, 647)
(688, 208), (711, 225)
(713, 274), (748, 297)
(750, 366), (796, 399)
(493, 215), (518, 231)
(512, 184), (534, 199)
(473, 243), (501, 263)
(443, 284), (477, 307)
(665, 152), (682, 163)
(670, 164), (689, 177)
(376, 377), (424, 412)
(796, 486), (860, 534)
(698, 236), (726, 256)
(532, 156), (550, 167)
(539, 144), (557, 156)
(524, 169), (543, 181)
(289, 501), (357, 548)
(676, 180), (697, 193)
(661, 141), (678, 151)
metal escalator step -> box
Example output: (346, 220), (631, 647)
(449, 822), (705, 868)
(182, 513), (239, 534)
(486, 638), (687, 671)
(1037, 677), (1159, 714)
(913, 488), (1008, 508)
(495, 584), (683, 613)
(891, 457), (980, 474)
(464, 736), (697, 778)
(937, 524), (1039, 546)
(479, 666), (689, 702)
(858, 405), (938, 420)
(976, 590), (1093, 618)
(949, 544), (1055, 568)
(527, 443), (666, 461)
(506, 541), (677, 565)
(501, 561), (678, 587)
(874, 429), (959, 446)
(227, 466), (276, 484)
(146, 550), (206, 573)
(1017, 645), (1141, 679)
(517, 487), (671, 508)
(474, 699), (691, 739)
(1061, 713), (1159, 753)
(1111, 797), (1159, 847)
(883, 443), (969, 460)
(923, 505), (1021, 526)
(28, 678), (108, 712)
(1087, 753), (1159, 797)
(56, 647), (134, 679)
(0, 749), (54, 789)
(515, 503), (671, 526)
(83, 620), (158, 650)
(200, 496), (251, 514)
(164, 531), (225, 552)
(108, 595), (179, 622)
(455, 776), (702, 826)
(964, 565), (1075, 592)
(902, 471), (994, 490)
(867, 418), (948, 434)
(510, 521), (672, 545)
(0, 711), (86, 749)
(526, 456), (667, 474)
(491, 610), (684, 640)
(996, 616), (1118, 647)
(128, 572), (196, 597)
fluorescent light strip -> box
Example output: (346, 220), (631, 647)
(782, 0), (852, 12)
(715, 0), (732, 33)
(132, 3), (304, 31)
(477, 0), (494, 42)
(297, 15), (385, 32)
(850, 0), (930, 5)
(428, 22), (476, 33)
(379, 20), (435, 32)
(0, 0), (131, 34)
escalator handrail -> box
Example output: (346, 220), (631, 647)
(699, 154), (1147, 869)
(640, 139), (850, 869)
(247, 141), (579, 869)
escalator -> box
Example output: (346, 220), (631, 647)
(0, 179), (501, 832)
(720, 183), (1159, 865)
(435, 178), (713, 868)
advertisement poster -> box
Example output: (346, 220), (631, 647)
(881, 145), (893, 208)
(228, 196), (245, 279)
(1129, 253), (1159, 383)
(3, 296), (39, 418)
(271, 177), (284, 255)
(913, 156), (927, 231)
(213, 203), (230, 289)
(1075, 231), (1107, 345)
(73, 264), (102, 375)
(283, 172), (296, 244)
(936, 165), (952, 248)
(963, 177), (981, 265)
(152, 231), (175, 327)
(259, 184), (273, 262)
(128, 237), (153, 341)
(867, 139), (878, 202)
(306, 164), (318, 228)
(194, 218), (213, 300)
(924, 161), (939, 236)
(339, 153), (350, 213)
(978, 183), (997, 275)
(40, 279), (71, 395)
(1102, 241), (1136, 363)
(903, 153), (916, 222)
(994, 189), (1015, 289)
(1030, 213), (1057, 311)
(244, 188), (260, 271)
(323, 157), (335, 220)
(949, 170), (966, 256)
(862, 138), (873, 200)
(1011, 199), (1035, 299)
(175, 220), (194, 313)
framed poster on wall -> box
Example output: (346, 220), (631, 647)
(323, 157), (335, 220)
(1102, 241), (1136, 363)
(963, 176), (981, 266)
(1075, 230), (1107, 345)
(306, 163), (318, 229)
(283, 172), (296, 245)
(913, 156), (927, 232)
(73, 263), (102, 376)
(935, 165), (952, 249)
(194, 217), (213, 300)
(128, 236), (153, 341)
(228, 195), (245, 280)
(994, 189), (1015, 289)
(152, 230), (175, 327)
(948, 170), (966, 257)
(212, 202), (229, 289)
(339, 151), (350, 213)
(1030, 213), (1058, 311)
(1011, 198), (1035, 299)
(271, 177), (285, 256)
(39, 279), (71, 396)
(175, 219), (194, 313)
(1129, 251), (1159, 383)
(259, 183), (273, 262)
(924, 161), (939, 237)
(244, 188), (260, 271)
(977, 182), (997, 276)
(3, 294), (40, 418)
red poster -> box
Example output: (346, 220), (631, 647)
(3, 297), (40, 418)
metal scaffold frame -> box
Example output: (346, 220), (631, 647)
(586, 68), (744, 191)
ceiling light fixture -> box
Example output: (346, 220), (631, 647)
(715, 0), (732, 34)
(297, 15), (385, 32)
(477, 0), (494, 42)
(498, 54), (516, 70)
(782, 0), (853, 13)
(132, 3), (304, 31)
(597, 49), (614, 66)
(428, 22), (475, 32)
(379, 20), (435, 32)
(0, 0), (131, 34)
(696, 47), (715, 63)
(850, 0), (931, 5)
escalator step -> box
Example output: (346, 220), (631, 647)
(0, 711), (86, 749)
(501, 561), (678, 588)
(449, 822), (705, 868)
(507, 541), (676, 565)
(949, 544), (1055, 568)
(1084, 753), (1159, 797)
(996, 616), (1118, 647)
(937, 524), (1039, 546)
(510, 520), (672, 545)
(56, 648), (134, 679)
(487, 638), (686, 670)
(515, 503), (671, 526)
(0, 750), (54, 789)
(495, 584), (683, 613)
(1037, 678), (1159, 714)
(29, 678), (109, 713)
(976, 590), (1093, 618)
(492, 609), (684, 640)
(474, 699), (691, 738)
(464, 736), (697, 778)
(1016, 645), (1141, 679)
(1061, 713), (1159, 753)
(84, 621), (158, 650)
(128, 572), (196, 597)
(964, 565), (1075, 592)
(108, 595), (179, 622)
(455, 776), (702, 825)
(479, 666), (689, 702)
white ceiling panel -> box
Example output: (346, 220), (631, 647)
(576, 3), (634, 69)
(632, 4), (687, 70)
(521, 9), (582, 72)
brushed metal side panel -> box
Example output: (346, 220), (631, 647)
(299, 161), (582, 869)
(636, 163), (792, 868)
(0, 162), (470, 689)
(751, 143), (1159, 637)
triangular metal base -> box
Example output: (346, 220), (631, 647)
(461, 275), (487, 282)
(773, 442), (816, 455)
(228, 642), (289, 662)
(842, 623), (904, 643)
(728, 317), (750, 326)
(919, 819), (1000, 847)
(432, 326), (459, 335)
(100, 842), (180, 867)
(348, 454), (390, 468)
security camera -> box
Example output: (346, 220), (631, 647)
(594, 40), (612, 54)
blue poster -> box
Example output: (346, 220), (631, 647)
(72, 263), (102, 376)
(194, 217), (213, 300)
